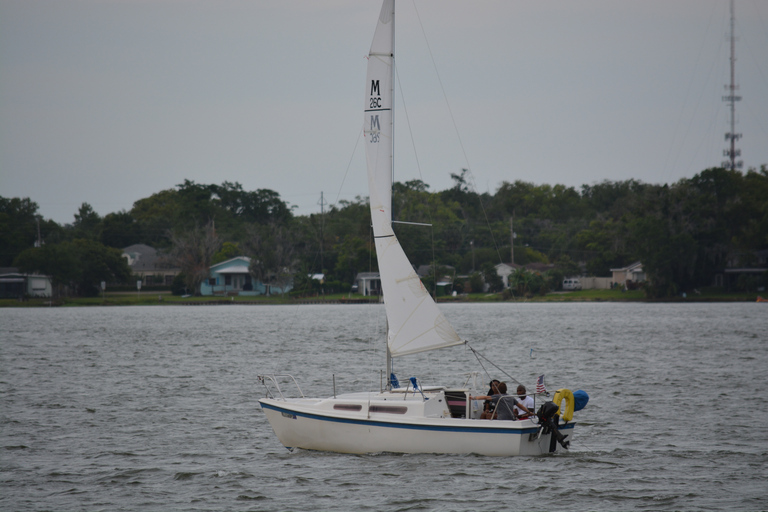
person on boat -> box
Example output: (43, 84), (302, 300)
(471, 382), (534, 421)
(513, 385), (535, 420)
(481, 379), (501, 419)
(470, 382), (511, 420)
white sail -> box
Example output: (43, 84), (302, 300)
(364, 0), (463, 358)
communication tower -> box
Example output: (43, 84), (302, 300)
(722, 0), (743, 170)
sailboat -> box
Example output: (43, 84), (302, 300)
(258, 0), (581, 456)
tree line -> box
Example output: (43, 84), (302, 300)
(3, 166), (767, 298)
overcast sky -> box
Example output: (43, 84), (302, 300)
(2, 0), (767, 225)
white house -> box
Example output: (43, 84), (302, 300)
(352, 272), (381, 296)
(200, 256), (292, 296)
(494, 263), (521, 289)
(610, 262), (645, 285)
(0, 268), (52, 298)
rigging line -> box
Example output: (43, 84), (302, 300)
(737, 10), (768, 95)
(735, 17), (768, 147)
(749, 0), (768, 48)
(394, 64), (426, 191)
(663, 0), (720, 182)
(687, 91), (724, 175)
(676, 25), (728, 176)
(334, 129), (363, 207)
(410, 0), (503, 265)
(409, 0), (470, 177)
(393, 59), (435, 232)
(394, 62), (439, 297)
(467, 343), (522, 388)
(467, 343), (492, 385)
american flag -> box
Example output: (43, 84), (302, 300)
(536, 374), (547, 395)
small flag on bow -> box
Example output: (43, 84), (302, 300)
(536, 374), (548, 395)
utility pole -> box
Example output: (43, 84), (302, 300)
(509, 211), (516, 265)
(722, 0), (743, 170)
(35, 216), (42, 247)
(318, 191), (327, 275)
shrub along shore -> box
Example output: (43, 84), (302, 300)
(1, 288), (760, 307)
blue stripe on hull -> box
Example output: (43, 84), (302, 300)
(260, 400), (575, 436)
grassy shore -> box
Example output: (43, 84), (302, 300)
(1, 288), (760, 307)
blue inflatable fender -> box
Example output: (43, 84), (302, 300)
(573, 390), (589, 411)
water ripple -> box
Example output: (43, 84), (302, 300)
(1, 303), (766, 511)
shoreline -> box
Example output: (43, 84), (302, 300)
(1, 291), (761, 308)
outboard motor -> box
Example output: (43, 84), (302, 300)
(536, 401), (570, 452)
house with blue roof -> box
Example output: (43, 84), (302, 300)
(200, 256), (291, 296)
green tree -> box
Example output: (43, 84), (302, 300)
(131, 189), (182, 247)
(168, 221), (221, 295)
(68, 239), (132, 296)
(13, 243), (77, 296)
(100, 210), (142, 248)
(467, 271), (484, 293)
(508, 267), (546, 296)
(245, 222), (299, 295)
(576, 218), (628, 276)
(0, 197), (42, 266)
(554, 254), (581, 278)
(212, 242), (241, 265)
(481, 262), (503, 293)
(71, 202), (101, 240)
(333, 235), (374, 285)
(14, 239), (131, 296)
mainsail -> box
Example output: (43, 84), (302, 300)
(364, 0), (463, 358)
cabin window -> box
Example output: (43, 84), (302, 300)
(333, 404), (363, 411)
(369, 405), (407, 414)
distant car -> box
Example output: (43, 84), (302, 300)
(562, 278), (582, 291)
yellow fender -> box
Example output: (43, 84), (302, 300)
(553, 388), (575, 422)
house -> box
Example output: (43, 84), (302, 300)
(494, 262), (556, 289)
(352, 272), (381, 296)
(0, 267), (52, 298)
(611, 262), (645, 286)
(199, 256), (292, 296)
(494, 263), (521, 289)
(416, 265), (456, 295)
(719, 249), (768, 290)
(122, 244), (180, 286)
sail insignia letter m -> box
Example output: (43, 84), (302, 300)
(369, 115), (380, 143)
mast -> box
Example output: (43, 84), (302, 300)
(386, 0), (395, 389)
(722, 0), (742, 170)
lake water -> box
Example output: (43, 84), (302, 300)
(1, 302), (766, 511)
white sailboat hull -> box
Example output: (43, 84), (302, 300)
(259, 393), (574, 457)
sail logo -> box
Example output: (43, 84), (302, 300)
(369, 80), (382, 109)
(368, 115), (380, 143)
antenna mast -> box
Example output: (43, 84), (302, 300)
(722, 0), (742, 170)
